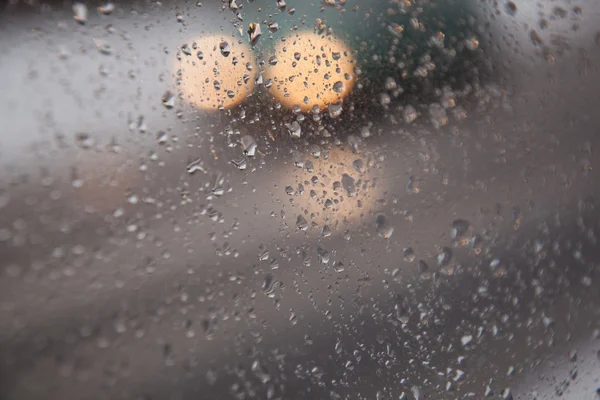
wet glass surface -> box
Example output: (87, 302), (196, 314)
(1, 0), (600, 399)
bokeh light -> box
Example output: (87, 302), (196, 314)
(264, 31), (356, 113)
(177, 35), (257, 110)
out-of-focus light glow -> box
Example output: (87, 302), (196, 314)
(177, 35), (257, 110)
(283, 146), (381, 228)
(264, 31), (356, 113)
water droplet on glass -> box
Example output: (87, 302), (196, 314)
(240, 135), (257, 156)
(157, 131), (168, 144)
(94, 39), (113, 55)
(451, 219), (470, 240)
(219, 41), (231, 57)
(286, 121), (302, 138)
(403, 105), (417, 124)
(341, 174), (356, 196)
(276, 0), (286, 10)
(296, 215), (308, 231)
(181, 43), (192, 56)
(501, 388), (513, 400)
(437, 247), (452, 266)
(228, 0), (239, 11)
(75, 133), (95, 149)
(186, 158), (206, 174)
(376, 214), (394, 239)
(380, 93), (391, 106)
(72, 3), (88, 24)
(347, 135), (360, 153)
(97, 2), (115, 15)
(429, 103), (448, 129)
(411, 386), (423, 400)
(317, 247), (330, 264)
(403, 247), (415, 262)
(268, 55), (278, 66)
(333, 81), (345, 94)
(328, 103), (343, 118)
(231, 157), (247, 170)
(262, 273), (276, 294)
(247, 23), (262, 46)
(384, 77), (397, 90)
(360, 126), (371, 138)
(353, 159), (364, 173)
(461, 334), (473, 346)
(268, 21), (280, 32)
(161, 91), (175, 109)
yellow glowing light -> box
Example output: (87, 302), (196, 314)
(264, 31), (356, 112)
(177, 35), (257, 110)
(283, 146), (382, 227)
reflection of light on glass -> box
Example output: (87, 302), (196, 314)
(177, 35), (257, 110)
(264, 31), (355, 112)
(284, 146), (381, 228)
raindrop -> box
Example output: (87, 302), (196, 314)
(186, 159), (206, 174)
(347, 135), (360, 153)
(181, 43), (192, 56)
(328, 103), (343, 118)
(258, 245), (270, 261)
(384, 77), (397, 90)
(332, 81), (345, 94)
(505, 1), (517, 16)
(268, 22), (280, 32)
(241, 135), (257, 156)
(380, 93), (391, 106)
(501, 388), (513, 400)
(75, 132), (95, 149)
(411, 386), (423, 400)
(403, 105), (417, 124)
(219, 41), (231, 57)
(72, 3), (88, 24)
(268, 55), (278, 66)
(161, 91), (175, 109)
(451, 219), (470, 240)
(317, 247), (330, 264)
(360, 126), (370, 138)
(276, 0), (286, 10)
(286, 121), (302, 138)
(127, 193), (139, 205)
(231, 157), (247, 170)
(429, 103), (448, 129)
(94, 40), (113, 56)
(403, 247), (415, 263)
(97, 2), (115, 15)
(352, 159), (364, 173)
(157, 131), (168, 144)
(262, 273), (277, 294)
(437, 247), (453, 266)
(461, 334), (473, 346)
(341, 174), (356, 196)
(296, 215), (308, 231)
(376, 214), (394, 239)
(247, 23), (262, 46)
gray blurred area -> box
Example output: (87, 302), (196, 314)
(1, 0), (600, 399)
